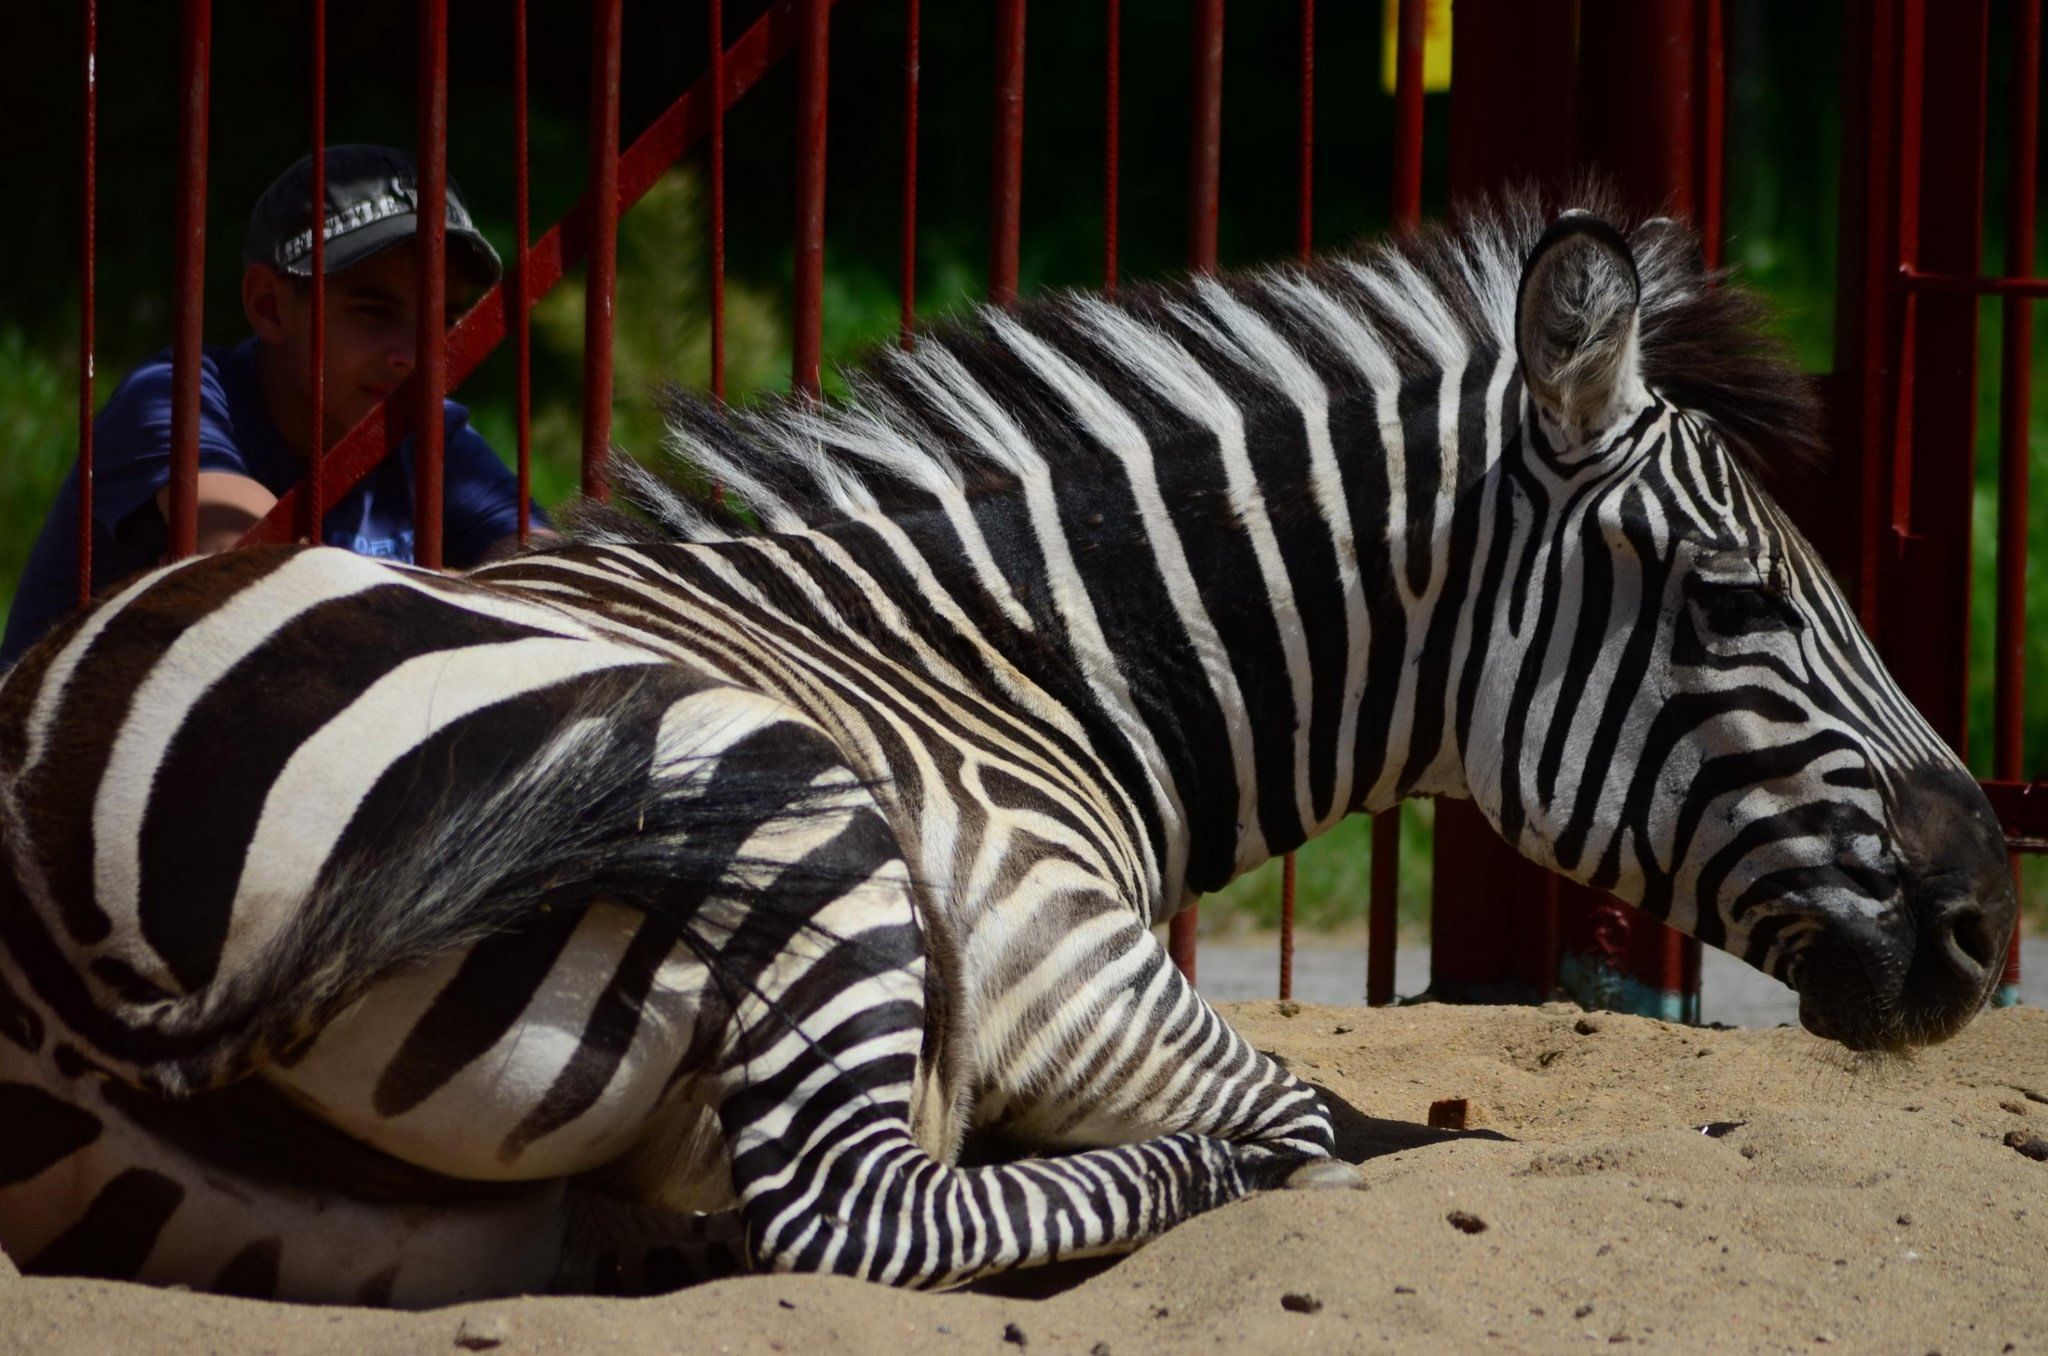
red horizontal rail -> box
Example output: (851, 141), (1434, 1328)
(239, 0), (831, 549)
(1899, 267), (2048, 296)
(1983, 780), (2048, 852)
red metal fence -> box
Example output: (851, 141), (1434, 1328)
(1830, 0), (2043, 1005)
(64, 0), (2040, 1011)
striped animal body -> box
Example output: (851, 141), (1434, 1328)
(0, 196), (2014, 1304)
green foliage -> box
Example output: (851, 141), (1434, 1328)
(0, 329), (84, 621)
(510, 168), (788, 504)
(1199, 802), (1438, 940)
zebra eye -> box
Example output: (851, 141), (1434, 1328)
(1687, 550), (1795, 635)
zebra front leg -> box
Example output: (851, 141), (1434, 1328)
(707, 814), (1283, 1287)
(968, 898), (1349, 1182)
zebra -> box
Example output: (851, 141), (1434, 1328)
(0, 192), (2015, 1305)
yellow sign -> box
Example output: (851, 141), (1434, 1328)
(1381, 0), (1453, 94)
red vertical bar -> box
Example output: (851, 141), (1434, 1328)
(1186, 0), (1224, 273)
(581, 0), (623, 502)
(1435, 0), (1575, 1008)
(1885, 0), (1926, 586)
(1103, 0), (1121, 293)
(793, 0), (830, 400)
(1392, 0), (1424, 229)
(1835, 0), (1904, 633)
(1447, 0), (1575, 206)
(1562, 0), (1709, 1021)
(710, 0), (729, 394)
(302, 0), (326, 545)
(989, 0), (1027, 307)
(413, 0), (448, 569)
(1280, 0), (1312, 996)
(1694, 0), (1726, 269)
(1171, 0), (1226, 985)
(1889, 0), (1985, 754)
(1366, 812), (1397, 1005)
(1993, 0), (2038, 1000)
(1297, 0), (1313, 261)
(513, 0), (532, 542)
(167, 0), (212, 562)
(77, 0), (97, 606)
(1278, 853), (1296, 1001)
(1576, 0), (1697, 218)
(899, 0), (920, 349)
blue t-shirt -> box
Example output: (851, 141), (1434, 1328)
(1, 337), (544, 666)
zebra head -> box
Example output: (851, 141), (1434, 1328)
(1475, 212), (2014, 1051)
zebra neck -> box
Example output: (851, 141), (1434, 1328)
(906, 348), (1522, 902)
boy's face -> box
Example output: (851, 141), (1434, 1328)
(244, 241), (477, 454)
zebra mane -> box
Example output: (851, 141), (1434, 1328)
(580, 183), (1821, 548)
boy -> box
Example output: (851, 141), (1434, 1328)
(1, 144), (547, 666)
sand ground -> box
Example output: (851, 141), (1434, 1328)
(3, 1001), (2044, 1355)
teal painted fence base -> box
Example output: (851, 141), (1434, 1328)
(1557, 952), (1700, 1025)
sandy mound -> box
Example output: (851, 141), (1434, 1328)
(4, 1002), (2044, 1355)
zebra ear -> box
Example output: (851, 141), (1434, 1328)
(1515, 212), (1648, 443)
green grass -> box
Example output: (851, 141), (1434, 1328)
(1196, 801), (1438, 941)
(0, 327), (87, 611)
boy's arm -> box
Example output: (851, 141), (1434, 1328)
(154, 473), (279, 555)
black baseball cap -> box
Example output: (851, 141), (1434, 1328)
(243, 144), (502, 291)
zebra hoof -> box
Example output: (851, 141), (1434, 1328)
(1283, 1159), (1366, 1191)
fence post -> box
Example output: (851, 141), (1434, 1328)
(77, 0), (98, 606)
(413, 0), (449, 567)
(581, 0), (623, 502)
(1558, 0), (1719, 1023)
(168, 0), (212, 563)
(1432, 0), (1576, 1009)
(1170, 0), (1226, 987)
(792, 0), (830, 400)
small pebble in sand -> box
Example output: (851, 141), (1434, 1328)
(1002, 1321), (1029, 1347)
(1090, 1343), (1112, 1356)
(1446, 1210), (1488, 1234)
(1575, 1304), (1595, 1319)
(1575, 1017), (1602, 1035)
(1281, 1292), (1324, 1315)
(1428, 1098), (1474, 1130)
(2003, 1130), (2048, 1162)
(1897, 1214), (1914, 1226)
(453, 1315), (506, 1351)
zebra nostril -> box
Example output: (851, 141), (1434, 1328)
(1939, 897), (2001, 975)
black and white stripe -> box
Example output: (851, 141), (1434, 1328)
(0, 191), (2012, 1304)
